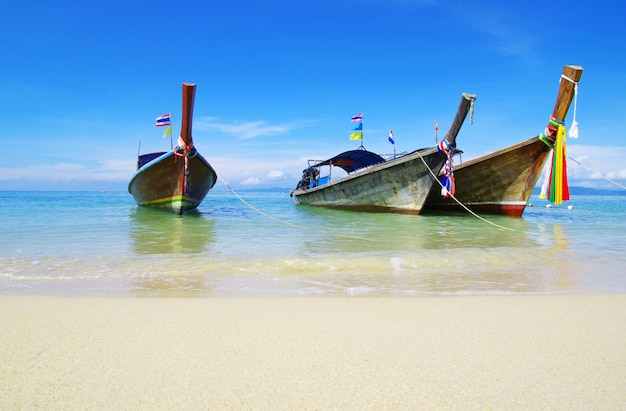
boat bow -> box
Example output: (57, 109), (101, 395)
(128, 83), (217, 214)
(291, 92), (476, 214)
(424, 65), (583, 217)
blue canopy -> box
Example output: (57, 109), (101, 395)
(312, 149), (386, 174)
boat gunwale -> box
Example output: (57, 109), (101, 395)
(451, 136), (543, 171)
(128, 149), (216, 192)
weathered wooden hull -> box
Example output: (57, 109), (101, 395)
(424, 64), (583, 218)
(129, 83), (217, 214)
(128, 150), (217, 214)
(424, 137), (550, 217)
(293, 148), (445, 214)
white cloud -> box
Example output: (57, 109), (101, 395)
(241, 176), (262, 186)
(195, 117), (295, 139)
(565, 145), (626, 190)
(98, 158), (134, 170)
(3, 143), (623, 192)
(0, 162), (84, 180)
(606, 169), (626, 180)
(0, 158), (136, 183)
(216, 162), (295, 187)
(452, 5), (535, 58)
(211, 155), (304, 181)
(267, 169), (284, 179)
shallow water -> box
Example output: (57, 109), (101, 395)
(1, 190), (624, 296)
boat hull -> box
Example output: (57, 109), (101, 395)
(128, 150), (217, 214)
(424, 65), (583, 218)
(424, 137), (550, 217)
(293, 148), (445, 214)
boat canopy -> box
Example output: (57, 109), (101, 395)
(138, 151), (167, 169)
(310, 149), (386, 174)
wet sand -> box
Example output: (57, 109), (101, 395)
(1, 294), (624, 409)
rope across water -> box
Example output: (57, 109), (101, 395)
(218, 150), (620, 239)
(218, 175), (384, 243)
(414, 150), (523, 233)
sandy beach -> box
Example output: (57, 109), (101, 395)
(1, 294), (624, 409)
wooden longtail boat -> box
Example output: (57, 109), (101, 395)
(128, 83), (217, 214)
(423, 65), (583, 217)
(290, 93), (477, 214)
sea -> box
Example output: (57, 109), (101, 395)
(1, 189), (624, 297)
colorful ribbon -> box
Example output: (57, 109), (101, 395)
(437, 139), (456, 198)
(539, 118), (569, 204)
(538, 116), (564, 149)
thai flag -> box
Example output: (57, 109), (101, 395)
(388, 130), (394, 144)
(155, 113), (171, 127)
(351, 113), (363, 123)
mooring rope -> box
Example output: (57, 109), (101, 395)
(220, 142), (576, 239)
(415, 150), (522, 232)
(416, 145), (625, 233)
(219, 176), (300, 228)
(218, 175), (384, 243)
(221, 157), (526, 243)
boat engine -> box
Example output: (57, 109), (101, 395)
(294, 167), (319, 191)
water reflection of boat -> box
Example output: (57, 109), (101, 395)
(294, 203), (540, 255)
(129, 207), (215, 254)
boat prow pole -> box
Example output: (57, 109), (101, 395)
(443, 92), (477, 148)
(538, 65), (583, 149)
(552, 65), (583, 121)
(180, 83), (196, 149)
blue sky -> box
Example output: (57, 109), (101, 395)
(1, 0), (624, 191)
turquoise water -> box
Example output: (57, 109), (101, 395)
(1, 190), (624, 296)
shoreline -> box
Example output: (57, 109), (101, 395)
(2, 293), (624, 409)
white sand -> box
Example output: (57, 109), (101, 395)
(1, 294), (624, 409)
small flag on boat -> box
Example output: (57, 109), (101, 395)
(388, 130), (394, 144)
(353, 122), (362, 131)
(351, 113), (363, 123)
(350, 131), (363, 140)
(434, 120), (439, 140)
(155, 113), (171, 127)
(162, 125), (172, 138)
